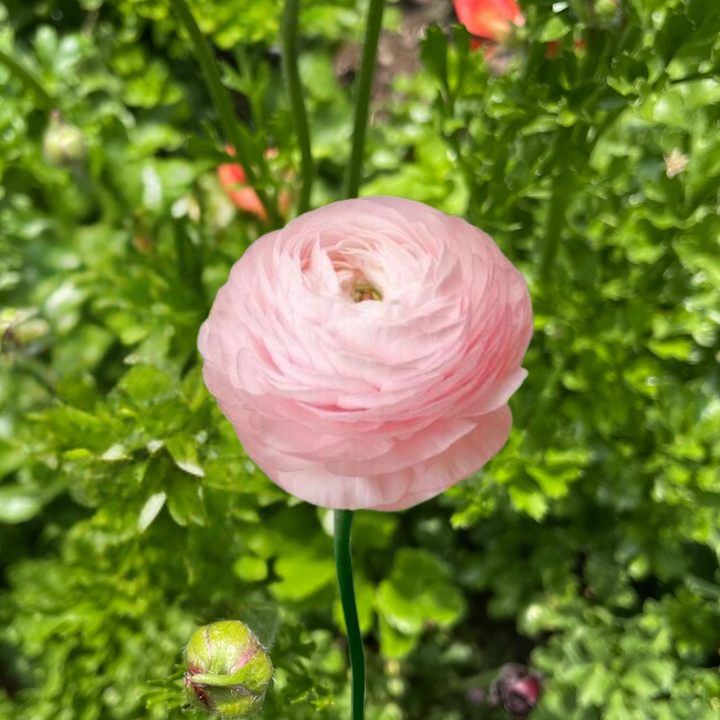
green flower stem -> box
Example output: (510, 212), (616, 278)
(540, 127), (574, 282)
(539, 172), (567, 283)
(281, 0), (313, 215)
(167, 0), (280, 227)
(334, 510), (365, 720)
(344, 0), (385, 199)
(0, 48), (54, 108)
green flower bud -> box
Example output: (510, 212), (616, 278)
(184, 621), (273, 719)
(42, 111), (86, 168)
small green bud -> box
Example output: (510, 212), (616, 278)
(184, 621), (273, 719)
(42, 111), (86, 168)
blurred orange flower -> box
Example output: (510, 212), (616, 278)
(218, 146), (291, 221)
(454, 0), (525, 43)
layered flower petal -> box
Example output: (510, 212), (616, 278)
(199, 196), (533, 511)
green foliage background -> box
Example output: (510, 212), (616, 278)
(2, 0), (720, 719)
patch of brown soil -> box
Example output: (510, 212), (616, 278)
(335, 0), (455, 102)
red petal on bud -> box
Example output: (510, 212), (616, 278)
(231, 646), (254, 673)
(454, 0), (525, 43)
(513, 676), (541, 706)
(186, 676), (211, 708)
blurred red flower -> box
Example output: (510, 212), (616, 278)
(547, 38), (586, 58)
(455, 0), (525, 43)
(218, 146), (291, 221)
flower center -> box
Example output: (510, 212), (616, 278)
(352, 283), (383, 303)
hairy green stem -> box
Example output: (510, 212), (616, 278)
(167, 0), (280, 226)
(334, 510), (365, 720)
(0, 48), (54, 108)
(281, 0), (313, 215)
(344, 0), (385, 199)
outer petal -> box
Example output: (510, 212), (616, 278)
(265, 406), (512, 511)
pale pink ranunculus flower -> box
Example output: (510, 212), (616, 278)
(198, 196), (533, 511)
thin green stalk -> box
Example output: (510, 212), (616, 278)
(281, 0), (313, 215)
(334, 510), (365, 720)
(0, 48), (54, 108)
(539, 127), (574, 282)
(344, 0), (385, 199)
(233, 46), (266, 134)
(167, 0), (280, 227)
(540, 171), (568, 283)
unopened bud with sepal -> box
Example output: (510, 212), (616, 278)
(184, 620), (273, 719)
(42, 110), (86, 168)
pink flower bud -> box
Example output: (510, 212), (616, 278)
(184, 621), (273, 719)
(488, 664), (543, 718)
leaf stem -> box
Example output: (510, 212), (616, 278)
(281, 0), (314, 215)
(334, 510), (365, 720)
(344, 0), (385, 199)
(166, 0), (280, 227)
(0, 48), (54, 108)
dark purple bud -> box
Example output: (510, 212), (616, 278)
(505, 675), (541, 715)
(488, 664), (543, 718)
